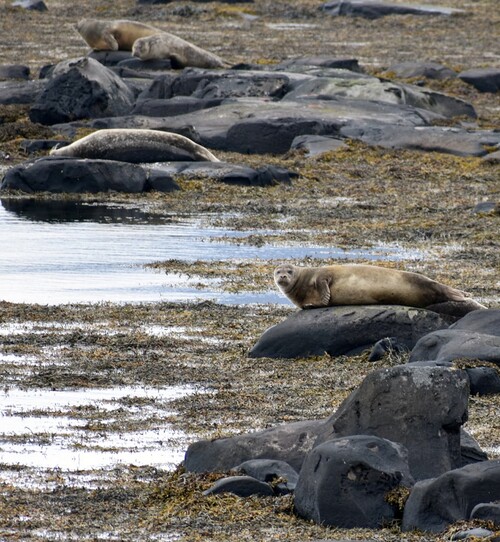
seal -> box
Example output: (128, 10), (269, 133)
(274, 263), (486, 310)
(132, 32), (229, 69)
(49, 129), (220, 163)
(75, 19), (162, 51)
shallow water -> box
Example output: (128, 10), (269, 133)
(0, 385), (197, 473)
(0, 199), (422, 305)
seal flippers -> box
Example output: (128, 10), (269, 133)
(318, 279), (331, 306)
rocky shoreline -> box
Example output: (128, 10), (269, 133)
(0, 0), (499, 540)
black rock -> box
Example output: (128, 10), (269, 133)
(450, 309), (500, 336)
(295, 435), (414, 528)
(290, 134), (347, 156)
(314, 364), (469, 481)
(184, 419), (325, 473)
(12, 0), (47, 11)
(385, 61), (456, 80)
(470, 502), (500, 526)
(321, 0), (463, 18)
(0, 80), (45, 105)
(0, 64), (30, 81)
(402, 460), (500, 533)
(465, 366), (500, 396)
(1, 157), (147, 193)
(18, 139), (68, 155)
(132, 96), (226, 117)
(202, 476), (274, 497)
(451, 528), (495, 540)
(368, 336), (408, 362)
(459, 68), (500, 93)
(116, 58), (174, 72)
(29, 57), (135, 125)
(249, 305), (449, 359)
(88, 51), (134, 67)
(232, 459), (299, 494)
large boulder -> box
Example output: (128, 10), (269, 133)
(384, 61), (456, 80)
(294, 435), (414, 528)
(459, 68), (500, 93)
(314, 364), (470, 480)
(29, 57), (135, 125)
(402, 460), (500, 533)
(409, 309), (500, 365)
(320, 0), (463, 18)
(248, 305), (449, 359)
(0, 157), (147, 193)
(184, 419), (325, 473)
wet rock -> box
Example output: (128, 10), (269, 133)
(184, 419), (325, 473)
(202, 476), (274, 497)
(0, 157), (147, 193)
(465, 366), (500, 396)
(0, 64), (30, 81)
(402, 460), (500, 533)
(290, 134), (347, 156)
(320, 0), (463, 18)
(0, 80), (45, 105)
(314, 364), (469, 481)
(384, 61), (456, 80)
(470, 502), (500, 526)
(29, 57), (135, 125)
(12, 0), (47, 10)
(248, 305), (449, 359)
(232, 459), (299, 494)
(459, 68), (500, 93)
(283, 76), (475, 119)
(295, 435), (414, 528)
(409, 309), (500, 365)
(132, 96), (226, 117)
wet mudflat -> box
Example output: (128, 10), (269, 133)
(0, 0), (499, 540)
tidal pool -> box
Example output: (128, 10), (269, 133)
(0, 199), (423, 305)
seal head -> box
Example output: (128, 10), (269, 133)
(274, 264), (298, 293)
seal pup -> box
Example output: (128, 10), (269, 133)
(132, 33), (229, 69)
(50, 129), (220, 163)
(76, 19), (162, 51)
(274, 263), (486, 310)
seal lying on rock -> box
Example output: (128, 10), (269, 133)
(274, 263), (486, 310)
(132, 32), (229, 69)
(49, 129), (220, 163)
(76, 19), (162, 51)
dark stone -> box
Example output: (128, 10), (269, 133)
(425, 300), (487, 319)
(473, 201), (498, 214)
(459, 68), (500, 93)
(409, 330), (500, 364)
(145, 169), (180, 192)
(132, 97), (226, 117)
(368, 337), (408, 362)
(29, 57), (135, 125)
(116, 58), (174, 72)
(232, 459), (299, 494)
(450, 309), (500, 336)
(12, 0), (47, 10)
(402, 460), (500, 533)
(321, 0), (463, 18)
(18, 139), (68, 155)
(88, 51), (134, 67)
(386, 61), (456, 80)
(482, 151), (500, 164)
(290, 134), (347, 156)
(470, 502), (500, 526)
(460, 428), (489, 467)
(0, 64), (30, 81)
(202, 476), (274, 497)
(314, 364), (469, 481)
(249, 305), (449, 359)
(0, 157), (147, 193)
(275, 57), (363, 72)
(0, 80), (45, 105)
(466, 366), (500, 396)
(184, 419), (325, 473)
(294, 435), (414, 528)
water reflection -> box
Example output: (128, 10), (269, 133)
(0, 198), (424, 305)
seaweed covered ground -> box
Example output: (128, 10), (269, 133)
(0, 0), (499, 540)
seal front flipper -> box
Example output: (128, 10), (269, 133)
(318, 279), (331, 306)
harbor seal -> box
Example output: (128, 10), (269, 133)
(132, 32), (229, 69)
(49, 129), (220, 163)
(76, 19), (162, 51)
(274, 263), (486, 310)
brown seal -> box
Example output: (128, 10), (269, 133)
(75, 19), (162, 51)
(274, 263), (486, 310)
(132, 33), (229, 69)
(49, 129), (220, 163)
